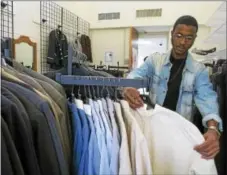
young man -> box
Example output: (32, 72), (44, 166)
(123, 15), (222, 159)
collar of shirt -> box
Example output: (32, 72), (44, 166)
(163, 50), (195, 73)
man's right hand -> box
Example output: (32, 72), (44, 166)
(123, 87), (144, 109)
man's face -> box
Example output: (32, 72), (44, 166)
(171, 24), (197, 57)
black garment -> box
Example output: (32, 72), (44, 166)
(1, 117), (25, 175)
(1, 96), (40, 175)
(213, 72), (226, 175)
(47, 29), (68, 69)
(80, 34), (92, 62)
(1, 80), (69, 175)
(163, 55), (186, 111)
(1, 129), (14, 175)
(1, 87), (61, 175)
(1, 37), (13, 57)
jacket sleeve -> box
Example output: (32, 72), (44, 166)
(194, 67), (223, 131)
(47, 31), (56, 64)
(127, 55), (154, 79)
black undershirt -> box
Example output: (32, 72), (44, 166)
(163, 54), (186, 111)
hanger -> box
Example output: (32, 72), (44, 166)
(101, 77), (110, 98)
(114, 78), (121, 102)
(83, 84), (89, 104)
(77, 85), (82, 100)
(71, 84), (75, 102)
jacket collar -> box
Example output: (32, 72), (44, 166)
(164, 50), (195, 73)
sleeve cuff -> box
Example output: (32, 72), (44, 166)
(202, 114), (223, 132)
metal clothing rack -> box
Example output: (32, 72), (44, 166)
(40, 1), (90, 73)
(56, 44), (151, 89)
(1, 1), (14, 58)
(55, 74), (150, 89)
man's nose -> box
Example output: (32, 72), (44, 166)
(180, 37), (186, 45)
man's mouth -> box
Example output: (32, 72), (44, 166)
(176, 47), (185, 52)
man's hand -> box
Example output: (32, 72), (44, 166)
(123, 87), (144, 109)
(194, 129), (220, 159)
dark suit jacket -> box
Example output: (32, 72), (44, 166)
(1, 80), (69, 175)
(1, 95), (41, 175)
(2, 87), (61, 175)
(47, 29), (68, 69)
(80, 34), (92, 62)
(1, 117), (25, 175)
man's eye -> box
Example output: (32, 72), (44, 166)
(176, 34), (183, 38)
(186, 36), (193, 39)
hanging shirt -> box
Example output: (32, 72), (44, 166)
(93, 100), (110, 175)
(106, 98), (120, 175)
(134, 104), (218, 175)
(113, 102), (132, 175)
(84, 104), (100, 175)
(120, 100), (153, 175)
(101, 98), (113, 134)
(97, 99), (112, 164)
(75, 99), (90, 175)
(68, 102), (82, 175)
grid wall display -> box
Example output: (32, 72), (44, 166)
(40, 1), (90, 73)
(1, 1), (14, 58)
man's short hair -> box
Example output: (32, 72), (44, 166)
(173, 15), (198, 32)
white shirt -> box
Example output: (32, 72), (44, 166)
(120, 100), (153, 175)
(114, 102), (132, 175)
(133, 104), (218, 175)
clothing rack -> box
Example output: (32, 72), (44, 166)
(59, 45), (149, 88)
(108, 65), (129, 70)
(56, 73), (150, 89)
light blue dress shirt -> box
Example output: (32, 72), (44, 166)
(94, 100), (111, 175)
(84, 104), (100, 175)
(98, 99), (113, 164)
(75, 100), (90, 175)
(68, 102), (82, 175)
(106, 98), (120, 175)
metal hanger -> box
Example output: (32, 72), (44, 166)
(101, 77), (110, 98)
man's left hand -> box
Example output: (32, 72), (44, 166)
(194, 129), (220, 159)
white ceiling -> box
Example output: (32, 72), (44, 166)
(204, 1), (226, 48)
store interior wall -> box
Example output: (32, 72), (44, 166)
(13, 1), (85, 72)
(80, 1), (223, 29)
(12, 1), (225, 72)
(90, 28), (130, 66)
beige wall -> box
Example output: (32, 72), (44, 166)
(90, 28), (131, 66)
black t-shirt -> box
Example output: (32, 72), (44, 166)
(163, 54), (186, 111)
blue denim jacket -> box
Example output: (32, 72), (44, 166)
(127, 51), (223, 131)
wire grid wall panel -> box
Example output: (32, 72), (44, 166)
(1, 1), (14, 58)
(40, 1), (62, 73)
(40, 1), (90, 73)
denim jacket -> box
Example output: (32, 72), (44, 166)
(127, 51), (223, 131)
